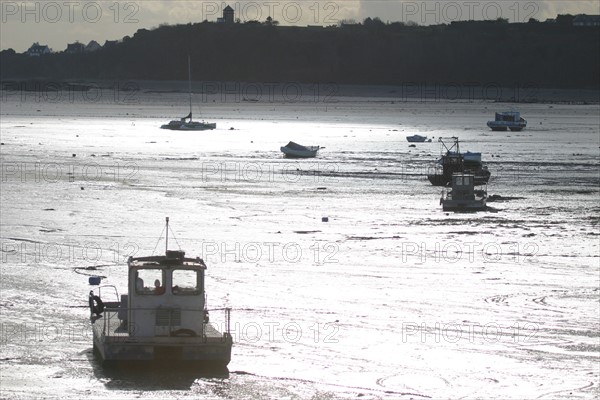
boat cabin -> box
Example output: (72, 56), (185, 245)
(494, 111), (522, 122)
(440, 173), (487, 212)
(487, 110), (527, 131)
(126, 250), (206, 337)
(450, 174), (476, 201)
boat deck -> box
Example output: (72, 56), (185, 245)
(98, 310), (226, 341)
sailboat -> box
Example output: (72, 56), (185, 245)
(161, 55), (216, 131)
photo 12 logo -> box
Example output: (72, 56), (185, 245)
(200, 82), (339, 104)
(0, 322), (93, 345)
(224, 320), (340, 344)
(199, 241), (340, 265)
(200, 1), (341, 25)
(1, 2), (140, 24)
(1, 81), (140, 105)
(396, 1), (540, 24)
(401, 321), (539, 344)
(1, 239), (140, 265)
(400, 241), (539, 264)
(199, 161), (339, 184)
(1, 161), (139, 184)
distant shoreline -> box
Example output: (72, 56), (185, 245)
(1, 79), (599, 105)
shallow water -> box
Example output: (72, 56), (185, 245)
(1, 95), (599, 399)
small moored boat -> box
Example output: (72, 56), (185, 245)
(280, 141), (321, 158)
(161, 55), (216, 131)
(406, 135), (432, 143)
(440, 173), (487, 212)
(487, 111), (527, 131)
(88, 218), (232, 367)
(161, 115), (217, 131)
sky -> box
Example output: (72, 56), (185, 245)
(1, 1), (599, 52)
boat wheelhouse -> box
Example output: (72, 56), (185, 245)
(88, 218), (232, 366)
(440, 173), (487, 212)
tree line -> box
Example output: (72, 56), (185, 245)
(1, 18), (598, 89)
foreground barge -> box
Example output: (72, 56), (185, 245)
(89, 218), (232, 366)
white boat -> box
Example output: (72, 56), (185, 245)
(487, 111), (527, 131)
(88, 218), (232, 366)
(440, 173), (487, 212)
(161, 56), (216, 131)
(280, 141), (321, 158)
(161, 117), (216, 131)
(406, 134), (432, 143)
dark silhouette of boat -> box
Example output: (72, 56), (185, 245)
(487, 110), (527, 131)
(440, 173), (487, 212)
(427, 137), (490, 186)
(280, 141), (321, 158)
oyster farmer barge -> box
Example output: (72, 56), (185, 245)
(88, 218), (232, 366)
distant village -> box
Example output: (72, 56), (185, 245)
(24, 5), (236, 56)
(20, 9), (600, 57)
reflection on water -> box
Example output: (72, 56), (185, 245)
(87, 350), (229, 391)
(1, 101), (598, 399)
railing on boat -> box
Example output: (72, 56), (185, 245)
(95, 306), (232, 343)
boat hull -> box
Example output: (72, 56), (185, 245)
(161, 122), (216, 131)
(487, 121), (526, 131)
(280, 147), (319, 158)
(93, 325), (232, 366)
(406, 135), (431, 143)
(442, 199), (487, 212)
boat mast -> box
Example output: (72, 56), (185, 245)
(188, 55), (192, 121)
(165, 216), (169, 253)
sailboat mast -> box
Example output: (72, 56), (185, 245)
(188, 55), (192, 121)
(165, 217), (169, 253)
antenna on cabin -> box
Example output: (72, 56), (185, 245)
(165, 217), (169, 253)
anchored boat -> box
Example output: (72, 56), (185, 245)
(440, 173), (487, 212)
(406, 134), (432, 143)
(427, 137), (490, 186)
(88, 218), (232, 366)
(487, 110), (527, 131)
(161, 55), (216, 131)
(280, 141), (321, 158)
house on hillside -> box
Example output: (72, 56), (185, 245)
(26, 42), (52, 56)
(573, 14), (600, 27)
(65, 42), (85, 54)
(103, 40), (118, 48)
(85, 40), (102, 52)
(217, 5), (234, 23)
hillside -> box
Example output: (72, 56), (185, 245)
(1, 20), (599, 89)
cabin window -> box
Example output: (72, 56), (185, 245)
(172, 269), (202, 295)
(135, 269), (166, 295)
